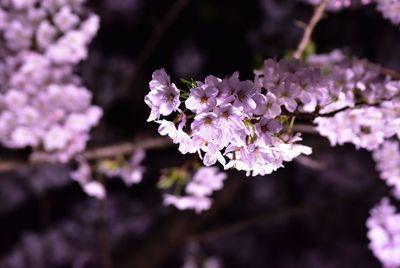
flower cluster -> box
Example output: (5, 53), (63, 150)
(145, 67), (312, 176)
(0, 0), (102, 162)
(367, 198), (400, 268)
(254, 58), (333, 114)
(376, 0), (400, 25)
(373, 141), (400, 199)
(301, 0), (371, 11)
(146, 54), (396, 176)
(315, 105), (400, 150)
(302, 0), (400, 25)
(145, 48), (400, 265)
(163, 167), (227, 213)
(310, 50), (400, 151)
(308, 50), (385, 112)
(307, 52), (400, 267)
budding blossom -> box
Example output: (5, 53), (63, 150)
(99, 149), (146, 186)
(367, 198), (400, 268)
(71, 157), (106, 199)
(71, 150), (146, 198)
(163, 167), (227, 213)
(145, 65), (314, 177)
(0, 0), (102, 162)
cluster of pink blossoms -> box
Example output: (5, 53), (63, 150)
(376, 0), (400, 25)
(302, 0), (400, 25)
(307, 51), (400, 267)
(309, 50), (400, 151)
(373, 141), (400, 199)
(303, 0), (371, 11)
(146, 53), (399, 178)
(145, 67), (313, 177)
(367, 198), (400, 268)
(163, 167), (227, 213)
(0, 0), (102, 162)
(146, 51), (400, 266)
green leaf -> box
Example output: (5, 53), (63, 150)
(180, 78), (197, 89)
(157, 168), (189, 189)
(253, 54), (264, 70)
(302, 40), (317, 60)
(157, 176), (176, 189)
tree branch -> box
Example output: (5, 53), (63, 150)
(84, 137), (172, 160)
(188, 204), (316, 243)
(0, 136), (173, 173)
(293, 123), (318, 134)
(293, 0), (329, 59)
(362, 60), (400, 80)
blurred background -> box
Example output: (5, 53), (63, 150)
(0, 0), (399, 267)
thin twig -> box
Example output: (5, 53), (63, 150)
(133, 0), (189, 73)
(379, 65), (400, 80)
(0, 136), (172, 173)
(84, 136), (172, 160)
(354, 59), (400, 80)
(294, 20), (308, 29)
(295, 155), (326, 171)
(293, 124), (318, 134)
(293, 0), (329, 59)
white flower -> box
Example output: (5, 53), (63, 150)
(4, 21), (33, 51)
(54, 6), (79, 32)
(44, 125), (72, 151)
(36, 21), (57, 49)
(10, 127), (38, 147)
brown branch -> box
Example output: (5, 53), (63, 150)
(284, 96), (393, 121)
(0, 136), (173, 173)
(295, 155), (326, 171)
(293, 123), (318, 134)
(293, 0), (329, 59)
(84, 136), (172, 160)
(188, 204), (316, 243)
(362, 60), (400, 80)
(379, 65), (400, 80)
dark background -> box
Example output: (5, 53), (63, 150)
(0, 0), (399, 267)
